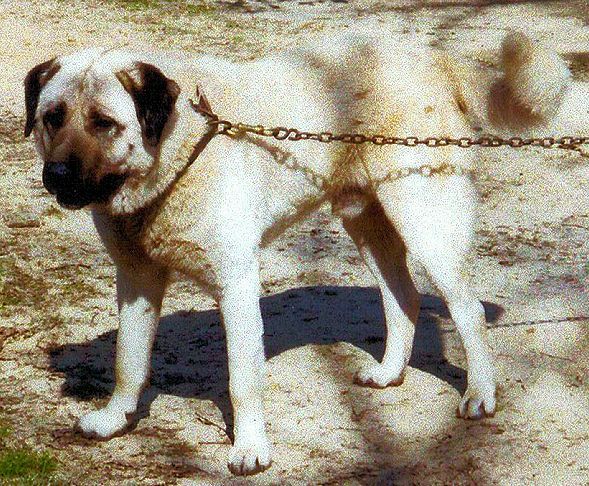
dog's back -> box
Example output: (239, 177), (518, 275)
(300, 35), (479, 216)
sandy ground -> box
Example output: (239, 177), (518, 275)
(1, 0), (589, 484)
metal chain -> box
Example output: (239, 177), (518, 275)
(188, 100), (589, 187)
(207, 119), (589, 156)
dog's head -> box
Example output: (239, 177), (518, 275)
(24, 49), (181, 211)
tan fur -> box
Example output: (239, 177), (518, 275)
(434, 31), (574, 136)
(501, 32), (570, 119)
(28, 30), (579, 475)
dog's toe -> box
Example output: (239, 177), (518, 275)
(228, 439), (272, 476)
(457, 386), (496, 420)
(77, 408), (129, 439)
(354, 364), (404, 388)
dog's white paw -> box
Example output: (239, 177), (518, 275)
(77, 408), (129, 439)
(228, 437), (272, 476)
(457, 384), (496, 419)
(354, 363), (405, 388)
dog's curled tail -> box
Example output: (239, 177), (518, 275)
(500, 31), (570, 121)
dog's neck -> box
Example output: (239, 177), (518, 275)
(104, 94), (215, 217)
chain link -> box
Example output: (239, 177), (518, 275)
(208, 119), (589, 156)
(184, 98), (589, 189)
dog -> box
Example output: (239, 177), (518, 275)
(24, 31), (577, 475)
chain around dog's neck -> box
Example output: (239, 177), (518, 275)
(166, 86), (219, 191)
(186, 86), (219, 163)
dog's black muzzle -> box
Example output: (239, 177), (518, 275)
(43, 155), (126, 210)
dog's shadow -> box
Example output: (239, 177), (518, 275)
(48, 286), (503, 439)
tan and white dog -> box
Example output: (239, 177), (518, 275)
(24, 32), (577, 475)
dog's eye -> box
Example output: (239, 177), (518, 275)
(92, 115), (117, 131)
(43, 104), (66, 131)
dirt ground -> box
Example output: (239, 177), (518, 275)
(1, 0), (589, 484)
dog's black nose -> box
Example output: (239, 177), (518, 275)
(41, 156), (94, 209)
(42, 161), (73, 194)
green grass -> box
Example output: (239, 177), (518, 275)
(112, 0), (159, 10)
(0, 417), (59, 485)
(0, 424), (11, 439)
(186, 2), (217, 16)
(0, 449), (58, 484)
(109, 0), (218, 15)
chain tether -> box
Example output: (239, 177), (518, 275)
(206, 118), (589, 157)
(187, 97), (589, 186)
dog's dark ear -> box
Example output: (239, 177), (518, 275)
(116, 62), (181, 147)
(24, 58), (60, 137)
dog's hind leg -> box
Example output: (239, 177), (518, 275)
(376, 174), (496, 419)
(343, 203), (420, 388)
(77, 265), (167, 438)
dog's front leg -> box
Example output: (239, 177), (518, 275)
(220, 259), (271, 475)
(77, 265), (167, 439)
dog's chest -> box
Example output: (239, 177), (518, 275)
(139, 198), (220, 287)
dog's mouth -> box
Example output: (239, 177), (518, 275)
(43, 158), (128, 210)
(55, 174), (127, 210)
